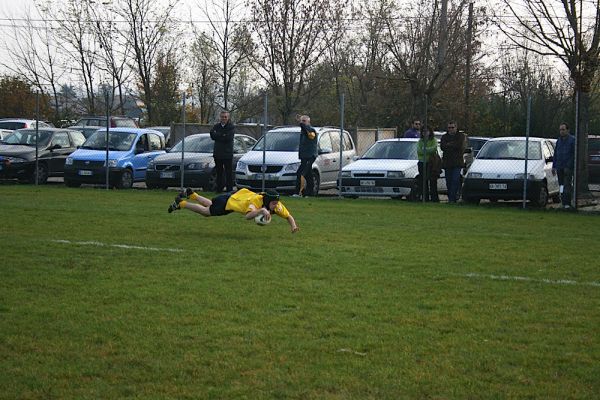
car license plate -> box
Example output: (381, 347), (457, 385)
(360, 180), (376, 186)
(160, 171), (175, 179)
(489, 183), (507, 190)
(255, 173), (275, 180)
(78, 170), (92, 176)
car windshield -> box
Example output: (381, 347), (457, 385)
(2, 129), (52, 147)
(170, 136), (213, 152)
(477, 140), (541, 160)
(81, 131), (137, 151)
(362, 141), (417, 160)
(253, 131), (299, 151)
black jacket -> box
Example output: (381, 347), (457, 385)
(299, 123), (318, 159)
(210, 121), (235, 159)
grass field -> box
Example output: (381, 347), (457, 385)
(1, 185), (599, 399)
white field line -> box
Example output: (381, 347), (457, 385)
(459, 272), (600, 288)
(51, 239), (183, 253)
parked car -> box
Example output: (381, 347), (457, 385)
(64, 128), (165, 188)
(72, 115), (138, 128)
(146, 126), (171, 146)
(0, 128), (86, 183)
(464, 136), (491, 171)
(145, 133), (256, 190)
(235, 126), (356, 195)
(0, 119), (52, 130)
(462, 137), (560, 207)
(69, 116), (139, 138)
(588, 135), (600, 184)
(339, 138), (446, 199)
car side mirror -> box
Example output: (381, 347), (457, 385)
(546, 156), (553, 163)
(464, 147), (472, 154)
(319, 147), (332, 154)
(135, 147), (145, 154)
(50, 144), (62, 150)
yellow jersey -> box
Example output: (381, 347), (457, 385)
(225, 188), (291, 219)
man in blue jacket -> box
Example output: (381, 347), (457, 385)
(552, 123), (576, 208)
(295, 114), (318, 197)
(210, 111), (236, 192)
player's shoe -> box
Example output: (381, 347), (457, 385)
(168, 195), (184, 213)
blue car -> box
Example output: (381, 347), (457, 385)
(64, 128), (166, 188)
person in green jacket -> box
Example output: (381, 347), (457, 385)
(416, 129), (440, 202)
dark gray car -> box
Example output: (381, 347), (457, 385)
(0, 128), (86, 183)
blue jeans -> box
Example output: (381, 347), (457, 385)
(445, 167), (462, 202)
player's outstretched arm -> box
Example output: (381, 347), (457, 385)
(287, 215), (299, 233)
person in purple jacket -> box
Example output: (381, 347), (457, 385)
(403, 118), (421, 138)
(552, 122), (576, 208)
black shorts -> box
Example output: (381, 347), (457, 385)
(209, 194), (233, 216)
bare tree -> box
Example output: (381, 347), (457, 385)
(88, 3), (133, 115)
(115, 0), (180, 124)
(193, 0), (253, 112)
(384, 0), (469, 122)
(37, 0), (100, 114)
(1, 7), (65, 121)
(495, 0), (600, 197)
(248, 0), (347, 124)
(189, 32), (220, 123)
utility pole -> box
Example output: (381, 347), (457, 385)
(465, 2), (474, 134)
(437, 0), (448, 68)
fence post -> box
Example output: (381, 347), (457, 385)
(522, 96), (531, 209)
(35, 91), (39, 186)
(261, 92), (268, 193)
(338, 93), (345, 198)
(180, 93), (186, 191)
(105, 90), (110, 190)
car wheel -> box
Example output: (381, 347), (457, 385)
(531, 184), (548, 207)
(118, 169), (133, 189)
(28, 163), (48, 184)
(310, 170), (320, 196)
(64, 179), (81, 188)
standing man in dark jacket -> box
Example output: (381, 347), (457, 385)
(210, 111), (235, 192)
(295, 114), (318, 196)
(440, 121), (467, 203)
(552, 122), (576, 208)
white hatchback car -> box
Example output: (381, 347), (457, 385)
(235, 126), (356, 195)
(339, 138), (446, 199)
(462, 136), (560, 207)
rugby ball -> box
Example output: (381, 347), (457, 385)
(255, 213), (271, 226)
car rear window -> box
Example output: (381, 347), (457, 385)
(0, 121), (26, 130)
(113, 118), (137, 127)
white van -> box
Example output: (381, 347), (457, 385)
(462, 137), (560, 207)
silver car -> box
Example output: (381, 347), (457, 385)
(235, 126), (356, 195)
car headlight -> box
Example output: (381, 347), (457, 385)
(467, 172), (482, 178)
(283, 162), (301, 173)
(6, 156), (26, 163)
(514, 173), (535, 180)
(186, 162), (209, 170)
(387, 171), (404, 178)
(236, 161), (247, 172)
(340, 171), (351, 177)
(65, 157), (73, 165)
(104, 160), (117, 167)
